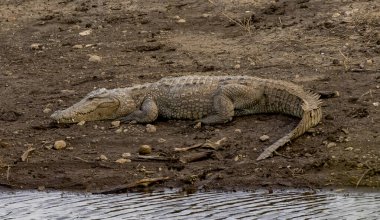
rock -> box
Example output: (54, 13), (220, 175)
(79, 29), (92, 36)
(88, 55), (102, 62)
(115, 158), (131, 164)
(115, 128), (123, 133)
(77, 120), (86, 126)
(259, 135), (270, 142)
(30, 43), (43, 50)
(37, 186), (45, 191)
(146, 124), (157, 133)
(121, 152), (131, 158)
(157, 138), (166, 143)
(111, 120), (120, 127)
(327, 142), (337, 148)
(202, 13), (212, 18)
(366, 59), (373, 65)
(177, 19), (186, 23)
(72, 44), (83, 49)
(53, 140), (67, 150)
(305, 153), (312, 157)
(99, 154), (108, 161)
(341, 128), (349, 134)
(332, 12), (341, 18)
(43, 108), (52, 114)
(234, 64), (241, 69)
(193, 122), (202, 129)
(139, 145), (152, 155)
(234, 129), (242, 133)
(345, 147), (354, 151)
(373, 102), (379, 107)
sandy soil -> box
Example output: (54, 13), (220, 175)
(0, 0), (379, 193)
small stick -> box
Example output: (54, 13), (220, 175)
(21, 147), (36, 162)
(75, 157), (90, 163)
(135, 155), (173, 161)
(174, 137), (227, 152)
(273, 151), (291, 159)
(179, 152), (213, 164)
(6, 166), (11, 181)
(94, 177), (170, 194)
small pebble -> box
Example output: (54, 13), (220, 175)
(234, 129), (242, 133)
(121, 152), (131, 158)
(327, 142), (337, 148)
(79, 29), (92, 36)
(72, 44), (83, 49)
(234, 64), (241, 69)
(341, 128), (349, 134)
(99, 154), (108, 161)
(157, 138), (166, 143)
(139, 145), (152, 155)
(373, 102), (379, 107)
(30, 43), (43, 50)
(193, 122), (202, 129)
(53, 140), (67, 150)
(259, 135), (270, 142)
(345, 147), (354, 151)
(177, 19), (186, 23)
(115, 128), (123, 133)
(111, 120), (120, 127)
(88, 55), (102, 62)
(77, 121), (86, 126)
(43, 108), (52, 114)
(146, 124), (157, 133)
(366, 59), (373, 65)
(37, 186), (45, 191)
(305, 153), (312, 157)
(115, 158), (131, 164)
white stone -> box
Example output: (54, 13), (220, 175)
(79, 29), (92, 36)
(99, 154), (108, 161)
(146, 124), (157, 133)
(53, 140), (67, 150)
(116, 158), (131, 164)
(259, 135), (270, 142)
(88, 55), (102, 62)
(121, 152), (131, 158)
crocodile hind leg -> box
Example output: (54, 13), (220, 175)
(199, 92), (235, 124)
(200, 84), (261, 124)
(120, 98), (158, 123)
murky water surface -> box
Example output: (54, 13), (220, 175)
(0, 189), (379, 219)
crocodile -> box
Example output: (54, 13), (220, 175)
(51, 75), (322, 160)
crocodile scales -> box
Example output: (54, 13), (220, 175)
(51, 75), (322, 160)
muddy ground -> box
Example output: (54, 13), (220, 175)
(0, 0), (379, 193)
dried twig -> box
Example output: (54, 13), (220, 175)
(6, 166), (11, 181)
(94, 177), (171, 194)
(174, 137), (227, 152)
(356, 162), (375, 188)
(21, 147), (36, 162)
(207, 0), (252, 35)
(75, 157), (90, 163)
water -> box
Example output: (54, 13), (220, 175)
(0, 189), (379, 219)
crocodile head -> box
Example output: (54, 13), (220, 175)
(50, 88), (137, 123)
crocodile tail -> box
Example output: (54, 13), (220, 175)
(256, 98), (322, 161)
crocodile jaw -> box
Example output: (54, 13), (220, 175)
(51, 91), (121, 123)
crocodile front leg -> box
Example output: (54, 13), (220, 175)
(120, 98), (158, 123)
